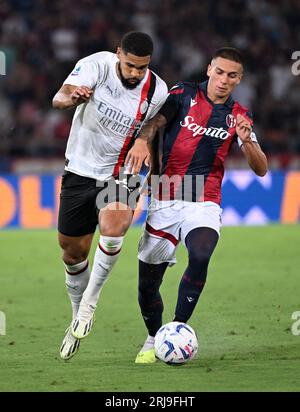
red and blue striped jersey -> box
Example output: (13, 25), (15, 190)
(158, 81), (254, 205)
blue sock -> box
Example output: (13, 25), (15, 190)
(138, 260), (168, 337)
(174, 227), (218, 322)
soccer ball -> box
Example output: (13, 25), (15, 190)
(154, 321), (198, 364)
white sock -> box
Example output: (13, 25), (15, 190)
(82, 236), (123, 307)
(64, 259), (90, 320)
(141, 335), (155, 352)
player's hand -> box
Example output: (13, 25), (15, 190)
(236, 114), (252, 142)
(125, 139), (150, 175)
(70, 86), (93, 105)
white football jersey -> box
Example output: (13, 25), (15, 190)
(62, 51), (168, 180)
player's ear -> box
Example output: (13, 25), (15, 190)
(207, 64), (212, 77)
(236, 72), (243, 85)
(116, 47), (121, 59)
(236, 64), (243, 84)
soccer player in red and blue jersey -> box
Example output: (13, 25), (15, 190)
(133, 47), (268, 363)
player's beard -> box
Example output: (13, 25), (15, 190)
(118, 63), (142, 89)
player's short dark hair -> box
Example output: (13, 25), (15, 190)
(120, 31), (154, 57)
(212, 47), (244, 66)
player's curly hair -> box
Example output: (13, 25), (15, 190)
(121, 31), (154, 57)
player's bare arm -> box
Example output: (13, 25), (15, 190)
(125, 113), (167, 175)
(52, 84), (93, 110)
(236, 113), (268, 177)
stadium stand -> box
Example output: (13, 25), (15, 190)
(0, 0), (299, 172)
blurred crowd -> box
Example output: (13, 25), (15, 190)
(0, 0), (299, 171)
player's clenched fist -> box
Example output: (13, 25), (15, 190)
(71, 86), (93, 105)
(236, 113), (252, 142)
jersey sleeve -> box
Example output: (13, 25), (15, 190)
(63, 59), (100, 89)
(159, 83), (184, 123)
(146, 80), (169, 119)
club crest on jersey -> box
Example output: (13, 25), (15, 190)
(140, 99), (149, 114)
(226, 114), (236, 128)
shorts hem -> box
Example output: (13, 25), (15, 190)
(138, 254), (176, 266)
(58, 228), (97, 237)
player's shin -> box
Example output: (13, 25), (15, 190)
(174, 275), (206, 323)
(64, 260), (90, 320)
(138, 260), (168, 337)
(174, 227), (218, 322)
(82, 236), (123, 307)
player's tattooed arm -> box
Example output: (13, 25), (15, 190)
(236, 114), (268, 177)
(52, 84), (93, 109)
(137, 113), (168, 144)
(125, 113), (167, 175)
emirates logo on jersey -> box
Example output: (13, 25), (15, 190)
(226, 114), (237, 128)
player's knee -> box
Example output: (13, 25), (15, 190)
(138, 261), (166, 300)
(188, 247), (212, 271)
(100, 217), (131, 237)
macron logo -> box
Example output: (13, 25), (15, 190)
(190, 98), (197, 107)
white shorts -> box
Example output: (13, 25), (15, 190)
(138, 199), (222, 265)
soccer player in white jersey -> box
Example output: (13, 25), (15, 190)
(52, 31), (168, 360)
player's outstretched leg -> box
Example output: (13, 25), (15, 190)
(135, 260), (168, 364)
(60, 326), (80, 360)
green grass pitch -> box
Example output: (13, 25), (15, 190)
(0, 225), (300, 392)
